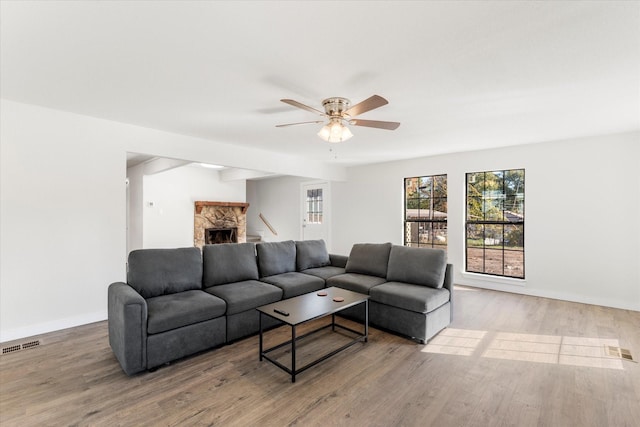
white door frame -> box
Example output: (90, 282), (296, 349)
(300, 180), (331, 249)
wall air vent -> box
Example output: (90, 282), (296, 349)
(1, 340), (41, 355)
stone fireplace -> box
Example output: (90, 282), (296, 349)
(194, 201), (249, 249)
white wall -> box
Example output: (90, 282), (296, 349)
(126, 163), (144, 254)
(246, 176), (308, 242)
(1, 98), (637, 343)
(332, 132), (640, 311)
(0, 102), (126, 342)
(0, 99), (345, 342)
(142, 165), (245, 248)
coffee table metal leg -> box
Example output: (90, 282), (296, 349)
(291, 325), (297, 383)
(259, 312), (263, 361)
(364, 300), (369, 343)
(331, 313), (336, 331)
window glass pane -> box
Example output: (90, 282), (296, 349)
(484, 224), (503, 248)
(505, 196), (524, 219)
(467, 224), (484, 248)
(405, 221), (419, 244)
(466, 247), (484, 273)
(434, 175), (447, 197)
(418, 223), (432, 245)
(484, 248), (504, 275)
(406, 202), (420, 219)
(504, 250), (524, 278)
(434, 225), (447, 245)
(419, 177), (432, 197)
(433, 198), (447, 218)
(504, 224), (523, 248)
(505, 169), (524, 196)
(484, 196), (504, 221)
(406, 178), (419, 195)
(467, 197), (483, 221)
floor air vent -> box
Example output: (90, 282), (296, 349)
(605, 345), (635, 362)
(1, 340), (40, 355)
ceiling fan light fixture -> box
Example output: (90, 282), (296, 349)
(278, 94), (399, 141)
(317, 119), (353, 143)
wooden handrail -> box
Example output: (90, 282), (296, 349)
(259, 213), (278, 236)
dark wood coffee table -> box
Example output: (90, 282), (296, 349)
(257, 286), (369, 382)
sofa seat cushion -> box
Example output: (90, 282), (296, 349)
(301, 266), (346, 281)
(204, 280), (282, 315)
(146, 290), (226, 335)
(326, 273), (387, 295)
(260, 272), (325, 299)
(203, 242), (259, 287)
(386, 245), (447, 289)
(295, 240), (331, 271)
(256, 241), (296, 277)
(128, 247), (203, 298)
(369, 282), (450, 314)
(345, 243), (392, 278)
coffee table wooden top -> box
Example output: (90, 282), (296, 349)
(257, 287), (369, 326)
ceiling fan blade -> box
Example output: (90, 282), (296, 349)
(280, 99), (325, 116)
(350, 119), (400, 130)
(276, 120), (325, 128)
(344, 95), (388, 117)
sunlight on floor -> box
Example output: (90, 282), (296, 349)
(421, 328), (486, 356)
(483, 333), (624, 370)
(422, 329), (625, 370)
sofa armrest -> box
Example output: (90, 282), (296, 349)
(108, 282), (148, 375)
(329, 254), (348, 268)
(443, 264), (454, 322)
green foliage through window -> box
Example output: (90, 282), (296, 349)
(404, 175), (447, 250)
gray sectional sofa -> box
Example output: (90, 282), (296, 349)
(108, 240), (452, 375)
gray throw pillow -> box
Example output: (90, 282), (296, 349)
(295, 240), (331, 271)
(345, 242), (392, 278)
(127, 247), (203, 298)
(256, 240), (296, 277)
(202, 242), (259, 286)
(386, 245), (447, 288)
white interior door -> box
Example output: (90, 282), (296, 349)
(301, 182), (330, 244)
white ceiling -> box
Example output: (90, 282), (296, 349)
(1, 1), (639, 167)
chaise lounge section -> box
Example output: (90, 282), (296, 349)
(327, 243), (453, 343)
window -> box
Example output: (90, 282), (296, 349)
(306, 188), (323, 224)
(466, 169), (524, 278)
(404, 174), (447, 250)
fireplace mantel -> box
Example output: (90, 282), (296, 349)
(194, 201), (249, 215)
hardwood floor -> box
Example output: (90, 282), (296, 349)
(1, 286), (639, 426)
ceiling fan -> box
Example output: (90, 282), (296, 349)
(276, 95), (400, 142)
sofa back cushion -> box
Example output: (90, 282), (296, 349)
(256, 240), (296, 277)
(202, 242), (259, 287)
(345, 242), (392, 278)
(295, 239), (331, 271)
(127, 247), (202, 298)
(386, 245), (447, 288)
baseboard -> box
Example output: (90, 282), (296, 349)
(0, 310), (107, 344)
(457, 280), (640, 312)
